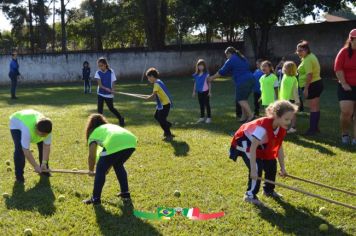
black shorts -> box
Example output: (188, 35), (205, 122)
(301, 79), (323, 99)
(338, 83), (356, 101)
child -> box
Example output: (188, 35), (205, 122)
(259, 60), (279, 107)
(192, 59), (212, 123)
(275, 57), (286, 85)
(9, 109), (53, 182)
(145, 67), (174, 140)
(279, 61), (300, 134)
(83, 114), (137, 205)
(229, 100), (298, 205)
(82, 61), (91, 94)
(95, 57), (125, 127)
(253, 59), (264, 116)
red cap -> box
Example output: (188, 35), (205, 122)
(349, 29), (356, 39)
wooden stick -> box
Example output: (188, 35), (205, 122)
(117, 92), (149, 99)
(257, 177), (356, 210)
(42, 169), (95, 175)
(286, 174), (356, 196)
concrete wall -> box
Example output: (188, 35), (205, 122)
(244, 20), (356, 76)
(0, 46), (237, 85)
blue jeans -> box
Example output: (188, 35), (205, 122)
(93, 148), (135, 199)
(9, 75), (17, 98)
(10, 130), (45, 180)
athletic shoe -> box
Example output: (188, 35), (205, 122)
(83, 197), (101, 205)
(287, 127), (297, 134)
(163, 134), (174, 141)
(342, 135), (350, 145)
(243, 194), (264, 206)
(119, 117), (125, 127)
(205, 118), (212, 124)
(263, 191), (283, 198)
(197, 118), (205, 123)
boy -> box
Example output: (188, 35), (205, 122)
(145, 68), (174, 140)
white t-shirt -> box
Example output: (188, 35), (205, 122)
(95, 69), (116, 98)
(244, 126), (280, 144)
(10, 118), (52, 149)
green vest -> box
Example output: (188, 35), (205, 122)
(279, 75), (298, 100)
(10, 109), (48, 144)
(88, 124), (137, 162)
(297, 53), (321, 88)
(260, 73), (277, 106)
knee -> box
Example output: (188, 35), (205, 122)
(341, 110), (353, 118)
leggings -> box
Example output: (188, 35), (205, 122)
(97, 95), (123, 122)
(197, 90), (211, 118)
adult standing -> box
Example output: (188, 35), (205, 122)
(8, 51), (20, 99)
(334, 29), (356, 145)
(296, 40), (323, 135)
(209, 47), (255, 122)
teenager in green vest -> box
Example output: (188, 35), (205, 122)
(9, 109), (52, 182)
(83, 114), (137, 205)
(279, 61), (300, 134)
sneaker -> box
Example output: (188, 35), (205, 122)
(163, 135), (174, 141)
(83, 197), (101, 205)
(263, 191), (283, 198)
(197, 118), (205, 123)
(243, 194), (264, 206)
(119, 117), (125, 127)
(287, 127), (297, 134)
(205, 118), (212, 124)
(117, 192), (131, 201)
(342, 135), (350, 145)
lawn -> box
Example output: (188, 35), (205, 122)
(0, 77), (355, 236)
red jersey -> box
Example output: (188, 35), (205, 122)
(334, 47), (356, 86)
(231, 117), (286, 160)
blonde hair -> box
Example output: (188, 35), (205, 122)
(266, 100), (298, 118)
(282, 61), (297, 76)
(195, 59), (208, 74)
(261, 60), (274, 73)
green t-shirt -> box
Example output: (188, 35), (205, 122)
(298, 53), (321, 88)
(88, 124), (137, 162)
(260, 73), (278, 106)
(10, 109), (48, 144)
(279, 75), (298, 100)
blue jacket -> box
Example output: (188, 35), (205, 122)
(9, 59), (20, 78)
(218, 54), (253, 86)
(253, 69), (264, 93)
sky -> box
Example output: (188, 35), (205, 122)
(0, 0), (84, 31)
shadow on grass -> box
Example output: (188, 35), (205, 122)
(164, 139), (190, 157)
(5, 176), (56, 216)
(285, 135), (336, 156)
(94, 201), (162, 236)
(257, 198), (350, 236)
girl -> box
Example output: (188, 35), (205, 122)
(83, 114), (137, 205)
(279, 61), (300, 134)
(229, 100), (298, 206)
(192, 59), (212, 123)
(95, 57), (125, 127)
(82, 61), (91, 94)
(259, 61), (279, 107)
(253, 59), (264, 116)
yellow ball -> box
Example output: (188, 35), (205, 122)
(319, 207), (328, 216)
(5, 160), (11, 166)
(6, 166), (12, 172)
(24, 228), (33, 236)
(2, 192), (10, 198)
(72, 168), (78, 171)
(58, 195), (65, 202)
(319, 224), (328, 231)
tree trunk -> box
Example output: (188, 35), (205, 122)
(28, 0), (34, 53)
(52, 0), (55, 51)
(37, 0), (47, 51)
(205, 23), (213, 43)
(258, 24), (271, 59)
(60, 0), (67, 52)
(90, 0), (103, 51)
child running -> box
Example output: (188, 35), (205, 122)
(229, 100), (298, 206)
(95, 57), (125, 127)
(279, 61), (300, 134)
(145, 67), (174, 141)
(253, 59), (264, 116)
(82, 61), (91, 94)
(192, 59), (212, 123)
(259, 60), (279, 107)
(83, 114), (137, 205)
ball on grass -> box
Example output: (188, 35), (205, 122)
(5, 160), (11, 166)
(2, 192), (10, 198)
(319, 207), (328, 216)
(174, 190), (181, 198)
(58, 195), (66, 202)
(319, 224), (328, 231)
(72, 168), (78, 171)
(24, 228), (32, 236)
(6, 166), (12, 172)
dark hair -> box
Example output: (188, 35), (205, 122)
(97, 57), (109, 69)
(145, 67), (159, 78)
(195, 59), (208, 74)
(83, 61), (89, 67)
(261, 60), (274, 73)
(297, 40), (311, 54)
(344, 38), (354, 59)
(224, 46), (245, 59)
(85, 114), (109, 140)
(36, 118), (52, 134)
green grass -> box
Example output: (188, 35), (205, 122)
(0, 77), (355, 236)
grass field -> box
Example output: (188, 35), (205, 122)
(0, 77), (355, 236)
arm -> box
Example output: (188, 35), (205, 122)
(192, 81), (196, 97)
(277, 145), (287, 177)
(22, 148), (42, 173)
(249, 137), (261, 180)
(208, 80), (212, 96)
(303, 73), (313, 98)
(293, 86), (300, 105)
(97, 79), (112, 93)
(40, 144), (50, 170)
(88, 142), (97, 175)
(208, 72), (221, 82)
(145, 91), (157, 100)
(336, 71), (352, 91)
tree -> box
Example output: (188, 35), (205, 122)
(89, 0), (103, 50)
